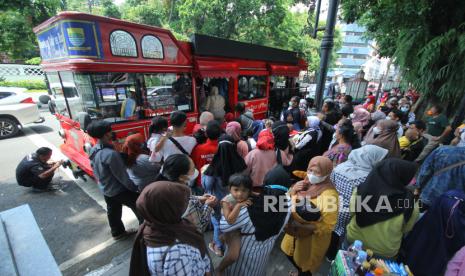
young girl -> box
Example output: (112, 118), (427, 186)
(216, 173), (253, 275)
(147, 116), (168, 162)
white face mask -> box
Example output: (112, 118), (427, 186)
(188, 169), (199, 181)
(373, 127), (381, 135)
(289, 101), (293, 107)
(386, 116), (392, 120)
(461, 131), (465, 142)
(349, 113), (356, 119)
(401, 106), (409, 112)
(308, 173), (327, 184)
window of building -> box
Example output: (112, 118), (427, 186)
(141, 35), (164, 59)
(238, 75), (267, 101)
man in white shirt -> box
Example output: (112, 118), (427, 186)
(151, 111), (197, 163)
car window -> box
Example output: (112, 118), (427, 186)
(0, 92), (14, 99)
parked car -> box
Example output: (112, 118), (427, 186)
(0, 87), (44, 139)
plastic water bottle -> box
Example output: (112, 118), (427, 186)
(354, 251), (368, 275)
(347, 240), (363, 258)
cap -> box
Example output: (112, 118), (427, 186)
(354, 240), (363, 249)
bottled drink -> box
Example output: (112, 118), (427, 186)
(348, 240), (363, 259)
(353, 251), (368, 275)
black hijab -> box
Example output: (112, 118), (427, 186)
(204, 134), (247, 185)
(272, 121), (290, 151)
(356, 158), (417, 227)
(248, 165), (292, 241)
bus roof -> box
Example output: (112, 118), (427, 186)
(33, 12), (307, 76)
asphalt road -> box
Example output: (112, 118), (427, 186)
(0, 108), (330, 276)
(0, 110), (138, 276)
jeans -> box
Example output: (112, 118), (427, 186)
(211, 215), (224, 250)
(103, 190), (143, 237)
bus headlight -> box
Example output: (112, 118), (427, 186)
(83, 142), (93, 154)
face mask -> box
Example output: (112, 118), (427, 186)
(401, 106), (409, 112)
(386, 116), (392, 120)
(189, 169), (199, 181)
(373, 127), (381, 135)
(349, 113), (355, 119)
(308, 173), (327, 184)
(289, 101), (293, 107)
(461, 131), (465, 142)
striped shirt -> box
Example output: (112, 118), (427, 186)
(220, 202), (290, 276)
(146, 243), (210, 275)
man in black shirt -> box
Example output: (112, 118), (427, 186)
(402, 120), (429, 162)
(16, 147), (63, 191)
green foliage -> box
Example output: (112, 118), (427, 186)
(341, 0), (465, 104)
(25, 57), (42, 65)
(0, 80), (47, 90)
(0, 0), (61, 59)
(101, 0), (121, 18)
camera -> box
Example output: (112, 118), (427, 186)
(62, 160), (72, 169)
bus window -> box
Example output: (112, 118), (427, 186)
(91, 73), (138, 121)
(144, 73), (193, 115)
(46, 72), (69, 117)
(238, 75), (266, 101)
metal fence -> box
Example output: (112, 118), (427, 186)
(0, 64), (45, 81)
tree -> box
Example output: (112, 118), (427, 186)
(0, 0), (61, 59)
(101, 0), (121, 18)
(341, 0), (465, 112)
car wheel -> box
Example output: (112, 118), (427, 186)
(0, 118), (20, 139)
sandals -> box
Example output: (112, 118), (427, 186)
(208, 242), (224, 257)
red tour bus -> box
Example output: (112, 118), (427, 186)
(33, 12), (307, 178)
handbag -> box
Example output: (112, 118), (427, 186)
(182, 196), (213, 233)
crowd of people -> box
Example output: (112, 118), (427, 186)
(23, 88), (464, 276)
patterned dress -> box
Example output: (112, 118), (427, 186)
(220, 205), (290, 276)
(323, 143), (352, 167)
(146, 243), (210, 275)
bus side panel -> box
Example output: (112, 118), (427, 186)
(243, 98), (268, 120)
(58, 115), (94, 176)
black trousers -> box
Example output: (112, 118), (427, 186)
(104, 190), (143, 237)
(325, 231), (341, 261)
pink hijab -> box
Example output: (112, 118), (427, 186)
(352, 107), (371, 126)
(226, 121), (242, 142)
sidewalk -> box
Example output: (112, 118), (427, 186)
(87, 232), (331, 276)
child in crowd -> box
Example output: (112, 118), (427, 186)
(399, 128), (420, 150)
(147, 117), (168, 160)
(216, 174), (253, 275)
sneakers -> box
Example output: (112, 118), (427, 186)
(113, 228), (138, 241)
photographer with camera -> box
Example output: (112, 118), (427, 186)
(16, 147), (65, 192)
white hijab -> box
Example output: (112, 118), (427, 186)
(307, 116), (322, 141)
(333, 145), (388, 180)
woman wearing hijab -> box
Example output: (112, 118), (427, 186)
(364, 119), (401, 157)
(281, 156), (339, 275)
(347, 158), (419, 259)
(225, 121), (249, 158)
(129, 181), (211, 276)
(400, 189), (465, 276)
(325, 145), (388, 260)
(219, 166), (292, 276)
(155, 154), (217, 233)
(323, 121), (360, 167)
(122, 133), (160, 192)
(202, 134), (247, 256)
(362, 110), (386, 140)
(245, 129), (292, 186)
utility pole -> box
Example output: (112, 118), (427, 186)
(314, 0), (340, 110)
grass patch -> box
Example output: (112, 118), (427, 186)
(25, 89), (48, 93)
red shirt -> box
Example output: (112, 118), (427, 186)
(191, 139), (218, 185)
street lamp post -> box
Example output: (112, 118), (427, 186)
(314, 0), (340, 110)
